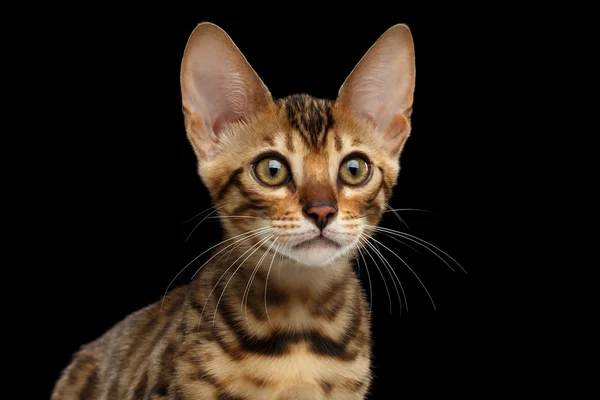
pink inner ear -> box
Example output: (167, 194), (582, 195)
(180, 23), (273, 160)
(213, 109), (243, 135)
(336, 24), (415, 139)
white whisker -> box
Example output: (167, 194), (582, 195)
(198, 231), (274, 329)
(264, 239), (286, 329)
(358, 235), (392, 315)
(208, 215), (267, 220)
(185, 204), (227, 243)
(242, 236), (279, 330)
(212, 234), (275, 326)
(355, 244), (373, 313)
(161, 226), (271, 311)
(182, 202), (226, 224)
(369, 234), (436, 310)
(189, 228), (274, 281)
(367, 225), (466, 273)
(386, 204), (409, 229)
(379, 232), (421, 254)
(384, 207), (433, 213)
(362, 235), (407, 313)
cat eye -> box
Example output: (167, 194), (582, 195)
(254, 157), (291, 186)
(339, 157), (370, 186)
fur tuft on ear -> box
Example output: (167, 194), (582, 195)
(337, 24), (416, 156)
(180, 22), (273, 160)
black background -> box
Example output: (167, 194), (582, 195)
(35, 7), (531, 399)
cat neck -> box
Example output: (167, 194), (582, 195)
(191, 245), (359, 327)
(257, 255), (354, 297)
(193, 248), (361, 334)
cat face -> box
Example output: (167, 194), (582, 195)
(181, 23), (415, 267)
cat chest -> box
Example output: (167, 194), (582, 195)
(180, 341), (370, 398)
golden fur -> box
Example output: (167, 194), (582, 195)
(52, 22), (415, 399)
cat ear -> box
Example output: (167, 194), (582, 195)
(337, 24), (415, 156)
(180, 23), (273, 160)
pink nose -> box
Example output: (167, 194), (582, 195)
(303, 201), (338, 230)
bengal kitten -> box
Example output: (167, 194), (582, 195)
(52, 22), (415, 400)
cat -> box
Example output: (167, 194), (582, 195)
(52, 21), (415, 400)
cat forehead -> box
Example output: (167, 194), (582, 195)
(276, 94), (336, 148)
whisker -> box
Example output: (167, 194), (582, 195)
(212, 234), (275, 326)
(362, 236), (407, 313)
(359, 208), (434, 220)
(369, 234), (437, 310)
(355, 244), (373, 313)
(181, 202), (226, 224)
(386, 204), (409, 229)
(384, 208), (434, 213)
(358, 235), (392, 315)
(242, 236), (279, 329)
(207, 215), (267, 220)
(277, 238), (292, 280)
(185, 205), (227, 243)
(367, 225), (466, 273)
(379, 232), (422, 254)
(198, 231), (274, 329)
(161, 226), (271, 311)
(264, 239), (285, 329)
(189, 228), (274, 281)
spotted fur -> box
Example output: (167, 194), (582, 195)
(53, 22), (415, 399)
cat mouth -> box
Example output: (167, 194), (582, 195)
(293, 236), (341, 250)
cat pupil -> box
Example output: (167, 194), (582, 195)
(348, 160), (359, 176)
(268, 159), (281, 177)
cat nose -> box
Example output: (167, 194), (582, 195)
(303, 201), (338, 230)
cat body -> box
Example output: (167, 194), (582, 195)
(52, 22), (415, 399)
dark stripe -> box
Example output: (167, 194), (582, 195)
(351, 137), (363, 146)
(320, 380), (333, 395)
(123, 307), (177, 398)
(150, 341), (177, 397)
(263, 135), (274, 145)
(244, 374), (271, 388)
(218, 393), (245, 400)
(166, 288), (187, 316)
(217, 282), (362, 360)
(173, 387), (186, 400)
(79, 368), (98, 400)
(132, 370), (148, 400)
(334, 134), (343, 151)
(149, 384), (169, 397)
(190, 294), (205, 316)
(279, 94), (335, 148)
(212, 327), (245, 361)
(311, 279), (348, 319)
(66, 354), (96, 384)
(192, 367), (246, 400)
(217, 168), (243, 200)
(242, 278), (289, 320)
(107, 378), (120, 399)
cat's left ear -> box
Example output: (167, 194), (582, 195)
(337, 24), (415, 156)
(180, 23), (273, 161)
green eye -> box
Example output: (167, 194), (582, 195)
(339, 157), (369, 185)
(254, 157), (290, 186)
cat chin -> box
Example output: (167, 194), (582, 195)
(285, 246), (349, 268)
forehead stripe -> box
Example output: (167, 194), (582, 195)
(278, 94), (335, 148)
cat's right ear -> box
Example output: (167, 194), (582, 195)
(337, 24), (415, 157)
(180, 23), (273, 161)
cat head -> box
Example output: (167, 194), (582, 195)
(180, 22), (415, 267)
